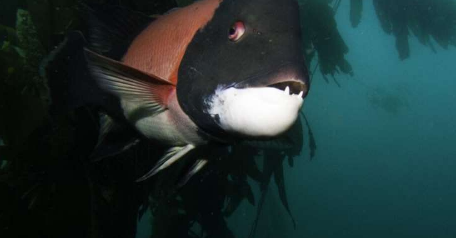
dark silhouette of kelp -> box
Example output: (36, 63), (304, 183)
(300, 0), (354, 78)
(350, 0), (363, 28)
(373, 0), (456, 60)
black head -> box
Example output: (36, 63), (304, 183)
(177, 0), (309, 141)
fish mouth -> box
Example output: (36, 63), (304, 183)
(267, 80), (308, 98)
(233, 62), (310, 99)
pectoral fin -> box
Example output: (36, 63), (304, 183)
(136, 144), (196, 182)
(85, 49), (175, 116)
(177, 158), (209, 187)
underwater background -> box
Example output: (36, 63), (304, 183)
(1, 0), (456, 238)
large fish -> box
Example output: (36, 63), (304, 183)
(44, 0), (309, 182)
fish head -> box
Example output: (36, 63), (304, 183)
(177, 0), (309, 141)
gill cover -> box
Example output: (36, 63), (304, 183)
(177, 0), (309, 140)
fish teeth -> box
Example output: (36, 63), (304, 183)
(285, 86), (290, 95)
(298, 91), (303, 97)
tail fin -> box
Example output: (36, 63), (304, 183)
(41, 31), (107, 114)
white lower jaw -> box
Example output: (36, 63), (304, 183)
(207, 87), (304, 137)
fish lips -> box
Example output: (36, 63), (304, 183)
(231, 62), (310, 98)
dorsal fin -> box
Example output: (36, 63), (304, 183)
(84, 4), (155, 60)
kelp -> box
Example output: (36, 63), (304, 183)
(0, 25), (18, 45)
(24, 0), (78, 51)
(248, 151), (296, 238)
(16, 9), (48, 97)
(353, 0), (456, 60)
(299, 0), (354, 78)
(302, 113), (316, 159)
(350, 0), (363, 28)
(302, 0), (456, 75)
(0, 9), (48, 151)
(246, 116), (314, 238)
(144, 146), (240, 238)
(271, 153), (296, 229)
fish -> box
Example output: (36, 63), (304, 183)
(43, 0), (310, 183)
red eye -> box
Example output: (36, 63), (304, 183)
(228, 21), (245, 42)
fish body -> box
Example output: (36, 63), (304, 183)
(44, 0), (310, 182)
(118, 0), (223, 147)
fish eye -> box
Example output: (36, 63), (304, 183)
(228, 21), (245, 42)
